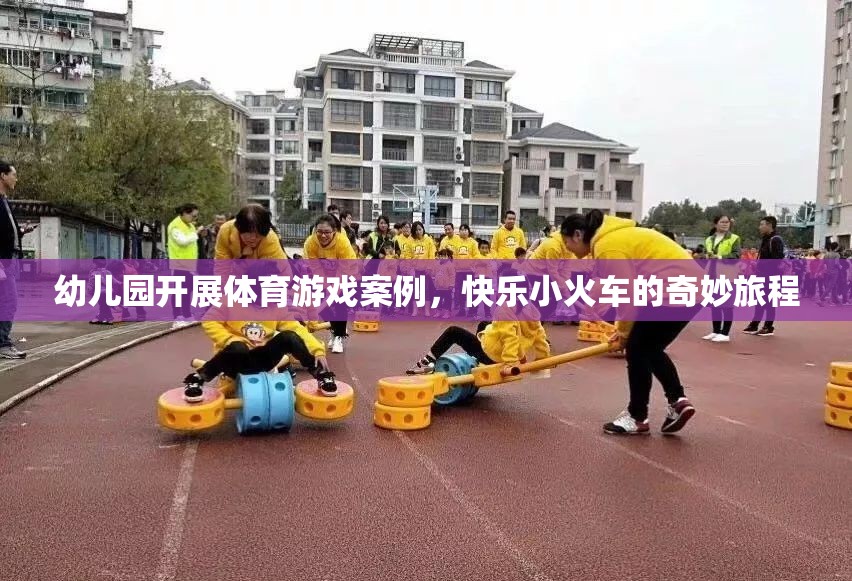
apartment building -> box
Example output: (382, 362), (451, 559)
(0, 0), (161, 139)
(236, 91), (302, 219)
(503, 104), (644, 228)
(816, 0), (852, 249)
(294, 34), (514, 235)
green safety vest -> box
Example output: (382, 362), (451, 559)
(704, 232), (741, 259)
(167, 216), (199, 260)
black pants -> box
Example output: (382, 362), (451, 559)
(625, 310), (695, 422)
(429, 325), (495, 365)
(318, 306), (347, 337)
(198, 331), (318, 381)
(711, 306), (733, 336)
(172, 269), (192, 319)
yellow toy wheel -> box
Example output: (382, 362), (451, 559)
(373, 402), (431, 430)
(577, 330), (604, 343)
(295, 380), (355, 421)
(826, 383), (852, 410)
(824, 404), (852, 431)
(377, 375), (435, 407)
(157, 387), (225, 432)
(829, 362), (852, 388)
(353, 320), (380, 332)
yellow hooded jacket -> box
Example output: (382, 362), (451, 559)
(491, 225), (527, 259)
(478, 320), (551, 364)
(452, 237), (480, 260)
(201, 318), (326, 359)
(303, 230), (358, 259)
(405, 236), (436, 260)
(215, 220), (287, 260)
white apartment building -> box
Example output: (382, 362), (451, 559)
(0, 0), (161, 139)
(816, 0), (852, 249)
(236, 91), (302, 219)
(294, 34), (514, 236)
(504, 104), (644, 228)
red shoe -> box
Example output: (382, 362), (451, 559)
(661, 397), (695, 434)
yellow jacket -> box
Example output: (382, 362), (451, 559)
(530, 232), (576, 260)
(303, 231), (357, 259)
(396, 234), (415, 258)
(438, 234), (463, 256)
(202, 318), (325, 357)
(478, 320), (551, 364)
(404, 236), (436, 260)
(215, 220), (287, 260)
(491, 225), (527, 259)
(452, 237), (480, 260)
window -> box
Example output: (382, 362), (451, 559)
(362, 167), (373, 193)
(304, 77), (323, 98)
(831, 150), (839, 167)
(838, 8), (845, 29)
(616, 212), (633, 219)
(473, 80), (502, 101)
(583, 180), (595, 192)
(424, 76), (455, 98)
(308, 108), (323, 131)
(330, 165), (361, 190)
(382, 138), (408, 161)
(383, 72), (415, 94)
(472, 108), (504, 133)
(381, 167), (416, 194)
(384, 102), (415, 128)
(422, 102), (456, 131)
(103, 30), (122, 49)
(548, 177), (564, 190)
(426, 169), (456, 197)
(308, 141), (322, 162)
(246, 160), (270, 174)
(520, 176), (539, 196)
(331, 68), (361, 90)
(471, 204), (499, 226)
(464, 79), (473, 99)
(247, 140), (269, 153)
(423, 136), (455, 162)
(615, 180), (633, 201)
(277, 119), (296, 133)
(578, 153), (596, 170)
(330, 132), (360, 155)
(472, 142), (502, 164)
(471, 173), (501, 197)
(549, 152), (565, 168)
(307, 170), (323, 194)
(833, 94), (841, 114)
(330, 100), (361, 124)
(285, 161), (299, 174)
(282, 141), (299, 155)
(274, 161), (284, 176)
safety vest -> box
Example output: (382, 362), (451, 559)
(704, 232), (740, 259)
(167, 216), (199, 260)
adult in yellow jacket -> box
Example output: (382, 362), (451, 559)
(490, 211), (527, 259)
(182, 315), (338, 402)
(215, 204), (287, 260)
(559, 210), (698, 436)
(302, 214), (357, 353)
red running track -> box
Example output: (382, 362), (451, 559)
(1, 321), (851, 581)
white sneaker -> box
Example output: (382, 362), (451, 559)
(331, 336), (344, 354)
(603, 410), (649, 435)
(702, 333), (718, 341)
(711, 334), (730, 343)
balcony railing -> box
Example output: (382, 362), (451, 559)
(377, 53), (464, 68)
(516, 158), (546, 170)
(547, 188), (579, 199)
(383, 149), (408, 161)
(308, 152), (322, 163)
(583, 190), (612, 200)
(609, 163), (642, 176)
(616, 193), (634, 202)
(520, 190), (540, 197)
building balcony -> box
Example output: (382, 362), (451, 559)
(471, 191), (500, 200)
(377, 52), (464, 69)
(383, 148), (409, 161)
(547, 188), (579, 200)
(308, 152), (323, 163)
(519, 190), (540, 198)
(583, 190), (612, 200)
(515, 158), (546, 171)
(307, 191), (325, 203)
(609, 162), (642, 176)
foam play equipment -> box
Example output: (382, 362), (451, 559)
(295, 379), (354, 420)
(823, 362), (852, 431)
(829, 362), (852, 388)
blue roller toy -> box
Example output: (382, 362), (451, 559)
(235, 371), (296, 434)
(433, 353), (479, 406)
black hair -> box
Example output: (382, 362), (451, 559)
(235, 203), (272, 236)
(326, 204), (339, 213)
(175, 203), (198, 216)
(437, 248), (453, 259)
(542, 225), (552, 235)
(459, 223), (470, 232)
(710, 215), (731, 236)
(761, 216), (778, 230)
(341, 211), (352, 221)
(504, 210), (516, 219)
(514, 247), (527, 258)
(559, 209), (605, 244)
(411, 221), (425, 238)
(444, 223), (455, 230)
(314, 213), (339, 231)
(376, 215), (390, 229)
(0, 160), (13, 176)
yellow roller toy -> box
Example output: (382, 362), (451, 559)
(158, 355), (354, 436)
(353, 311), (381, 333)
(372, 342), (618, 431)
(825, 362), (852, 431)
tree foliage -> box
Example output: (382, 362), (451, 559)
(274, 171), (316, 225)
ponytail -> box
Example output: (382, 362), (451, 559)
(560, 209), (604, 243)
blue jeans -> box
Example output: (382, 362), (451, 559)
(0, 271), (18, 348)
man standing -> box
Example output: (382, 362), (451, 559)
(491, 210), (527, 259)
(0, 161), (26, 359)
(744, 216), (785, 337)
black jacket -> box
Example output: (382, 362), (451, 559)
(0, 196), (22, 260)
(756, 231), (785, 275)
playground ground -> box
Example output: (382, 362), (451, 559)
(1, 319), (850, 581)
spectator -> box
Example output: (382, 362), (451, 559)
(0, 161), (32, 359)
(744, 216), (785, 336)
(491, 210), (527, 259)
(167, 203), (202, 329)
(365, 215), (394, 259)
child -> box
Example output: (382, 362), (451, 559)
(407, 303), (551, 375)
(433, 249), (455, 318)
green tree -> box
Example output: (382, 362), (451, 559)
(274, 171), (316, 225)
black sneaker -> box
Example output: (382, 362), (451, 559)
(0, 345), (26, 359)
(183, 373), (204, 403)
(756, 326), (774, 337)
(317, 370), (338, 397)
(743, 323), (759, 335)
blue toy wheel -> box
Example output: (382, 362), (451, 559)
(236, 373), (270, 434)
(266, 372), (295, 432)
(433, 353), (478, 406)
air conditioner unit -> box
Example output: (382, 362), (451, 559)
(833, 136), (840, 145)
(121, 41), (130, 50)
(372, 209), (382, 219)
(455, 153), (464, 162)
(455, 146), (462, 152)
(372, 202), (380, 210)
(454, 176), (462, 185)
(375, 82), (384, 91)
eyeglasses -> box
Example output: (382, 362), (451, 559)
(316, 229), (335, 236)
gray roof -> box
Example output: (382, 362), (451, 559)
(165, 80), (208, 92)
(330, 48), (370, 58)
(511, 122), (615, 143)
(511, 102), (539, 114)
(465, 59), (501, 70)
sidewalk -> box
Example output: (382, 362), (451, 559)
(0, 321), (184, 406)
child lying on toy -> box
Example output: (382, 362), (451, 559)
(183, 317), (337, 403)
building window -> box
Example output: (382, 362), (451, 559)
(578, 153), (596, 170)
(549, 152), (565, 168)
(424, 76), (455, 98)
(285, 161), (299, 174)
(471, 204), (499, 225)
(838, 8), (846, 29)
(246, 160), (270, 174)
(274, 161), (284, 176)
(472, 142), (502, 164)
(308, 108), (323, 131)
(520, 175), (539, 196)
(423, 136), (455, 162)
(331, 69), (361, 90)
(282, 141), (299, 155)
(615, 180), (633, 201)
(384, 102), (416, 129)
(471, 173), (501, 197)
(548, 177), (563, 190)
(830, 178), (837, 195)
(382, 72), (415, 94)
(473, 80), (502, 101)
(103, 30), (122, 49)
(583, 179), (595, 192)
(249, 120), (268, 135)
(472, 107), (504, 133)
(616, 212), (633, 219)
(831, 150), (839, 168)
(381, 167), (416, 194)
(307, 170), (323, 194)
(330, 165), (361, 190)
(330, 100), (362, 124)
(426, 169), (455, 197)
(247, 140), (269, 153)
(422, 102), (456, 131)
(330, 132), (360, 156)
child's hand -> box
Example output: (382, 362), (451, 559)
(315, 355), (329, 371)
(501, 363), (519, 377)
(607, 331), (626, 349)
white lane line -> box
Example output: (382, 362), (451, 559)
(716, 415), (747, 427)
(395, 431), (554, 581)
(546, 412), (826, 548)
(154, 440), (198, 581)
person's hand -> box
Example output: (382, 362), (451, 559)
(315, 355), (329, 371)
(607, 330), (626, 349)
(197, 226), (206, 235)
(501, 363), (519, 377)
